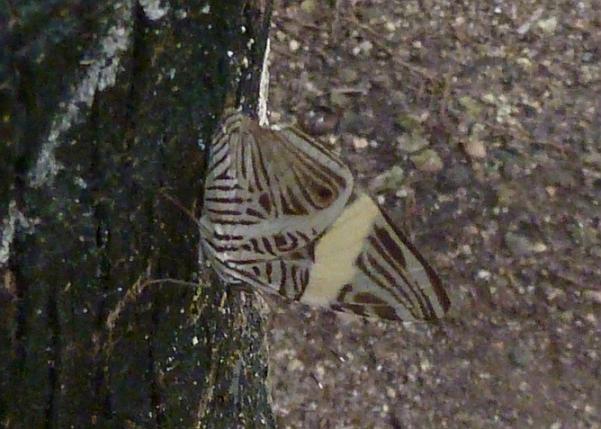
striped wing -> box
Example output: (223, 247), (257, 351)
(202, 111), (352, 271)
(201, 111), (450, 321)
(300, 194), (449, 321)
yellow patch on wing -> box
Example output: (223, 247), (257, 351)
(301, 194), (379, 306)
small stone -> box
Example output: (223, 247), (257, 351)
(352, 136), (369, 150)
(395, 114), (423, 133)
(482, 93), (496, 105)
(504, 232), (534, 257)
(559, 311), (573, 323)
(496, 184), (517, 206)
(442, 164), (472, 189)
(464, 138), (487, 159)
(384, 22), (396, 32)
(394, 187), (409, 198)
(477, 270), (491, 280)
(369, 165), (405, 193)
(329, 91), (350, 108)
(545, 167), (578, 189)
(397, 133), (429, 153)
(458, 96), (482, 119)
(339, 111), (372, 135)
(300, 0), (316, 13)
(516, 57), (533, 69)
(545, 286), (565, 302)
(590, 246), (601, 259)
(583, 151), (601, 168)
(532, 242), (548, 253)
(287, 358), (304, 372)
(411, 149), (443, 173)
(315, 364), (325, 378)
(585, 313), (597, 324)
(536, 16), (558, 34)
(289, 39), (300, 52)
(275, 30), (286, 42)
(371, 73), (392, 88)
(300, 111), (337, 136)
(583, 289), (601, 304)
(339, 68), (359, 83)
(502, 161), (522, 180)
(545, 186), (556, 197)
(508, 345), (532, 367)
(353, 40), (373, 56)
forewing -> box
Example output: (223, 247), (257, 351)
(203, 113), (353, 262)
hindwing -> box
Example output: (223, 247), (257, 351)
(300, 194), (449, 321)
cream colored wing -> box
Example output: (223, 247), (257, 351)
(300, 193), (449, 321)
(201, 112), (450, 321)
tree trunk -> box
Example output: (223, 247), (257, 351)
(0, 1), (274, 427)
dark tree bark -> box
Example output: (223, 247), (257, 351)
(0, 1), (274, 427)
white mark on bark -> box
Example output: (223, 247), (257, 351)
(139, 0), (169, 21)
(258, 38), (270, 127)
(0, 201), (38, 266)
(30, 1), (134, 188)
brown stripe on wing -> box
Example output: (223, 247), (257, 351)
(355, 253), (421, 320)
(220, 253), (312, 299)
(379, 209), (451, 316)
(353, 292), (400, 320)
(205, 185), (241, 192)
(333, 283), (400, 320)
(253, 140), (279, 215)
(286, 164), (322, 211)
(368, 225), (435, 318)
(207, 150), (231, 176)
(257, 135), (344, 213)
(290, 160), (340, 209)
(246, 120), (350, 210)
(280, 127), (350, 180)
(278, 131), (348, 191)
(281, 185), (310, 215)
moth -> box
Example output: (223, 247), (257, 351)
(199, 111), (450, 321)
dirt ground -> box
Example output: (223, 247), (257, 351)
(262, 1), (601, 428)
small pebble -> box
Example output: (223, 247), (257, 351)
(353, 136), (369, 150)
(411, 149), (443, 172)
(464, 139), (487, 159)
(397, 133), (429, 153)
(583, 289), (601, 304)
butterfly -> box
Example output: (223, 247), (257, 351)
(198, 110), (450, 321)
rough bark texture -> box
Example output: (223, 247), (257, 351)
(0, 1), (274, 428)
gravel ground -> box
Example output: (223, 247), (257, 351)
(262, 1), (601, 428)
